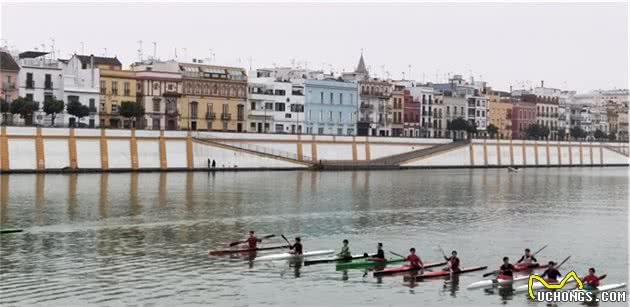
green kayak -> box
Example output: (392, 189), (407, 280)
(336, 257), (405, 269)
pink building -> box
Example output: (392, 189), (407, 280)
(512, 96), (537, 139)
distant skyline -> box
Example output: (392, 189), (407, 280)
(1, 2), (628, 93)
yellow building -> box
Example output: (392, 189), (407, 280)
(99, 69), (138, 128)
(486, 89), (513, 139)
(178, 63), (248, 132)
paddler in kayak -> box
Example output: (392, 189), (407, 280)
(246, 231), (262, 248)
(444, 250), (461, 272)
(582, 268), (600, 290)
(336, 239), (352, 259)
(516, 248), (538, 265)
(498, 257), (515, 278)
(367, 243), (385, 261)
(540, 261), (562, 282)
(406, 248), (425, 269)
(289, 237), (303, 255)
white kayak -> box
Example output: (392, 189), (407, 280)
(467, 275), (529, 289)
(254, 250), (335, 262)
(573, 283), (627, 294)
(514, 278), (579, 293)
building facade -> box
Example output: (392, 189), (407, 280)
(403, 89), (420, 137)
(132, 60), (183, 130)
(62, 55), (108, 128)
(391, 84), (405, 136)
(0, 50), (19, 125)
(486, 89), (513, 139)
(248, 75), (304, 133)
(358, 79), (392, 136)
(443, 94), (468, 140)
(17, 51), (64, 126)
(99, 69), (137, 128)
(511, 100), (536, 139)
(304, 79), (358, 135)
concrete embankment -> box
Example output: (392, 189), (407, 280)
(0, 127), (627, 173)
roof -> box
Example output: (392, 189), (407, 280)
(18, 51), (49, 59)
(355, 52), (368, 75)
(75, 54), (122, 67)
(0, 51), (19, 71)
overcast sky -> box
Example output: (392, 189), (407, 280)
(1, 2), (628, 93)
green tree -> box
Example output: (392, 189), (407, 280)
(466, 120), (478, 138)
(119, 101), (145, 128)
(10, 97), (40, 125)
(486, 123), (499, 139)
(43, 98), (65, 127)
(448, 117), (469, 140)
(557, 129), (566, 141)
(570, 126), (586, 140)
(593, 129), (606, 141)
(66, 100), (90, 127)
(540, 125), (550, 139)
(608, 131), (617, 141)
(526, 124), (541, 139)
(0, 98), (9, 125)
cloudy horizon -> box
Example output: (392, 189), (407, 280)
(1, 2), (628, 93)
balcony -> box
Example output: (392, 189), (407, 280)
(206, 112), (216, 120)
(44, 81), (53, 90)
(2, 82), (15, 89)
(360, 103), (373, 110)
(237, 114), (244, 121)
(166, 107), (178, 115)
(26, 80), (34, 89)
(221, 113), (231, 120)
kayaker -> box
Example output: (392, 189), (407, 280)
(405, 248), (424, 269)
(337, 239), (352, 259)
(246, 231), (261, 248)
(289, 237), (303, 255)
(444, 250), (461, 272)
(540, 261), (562, 282)
(516, 248), (538, 264)
(582, 268), (600, 290)
(499, 257), (515, 277)
(370, 243), (386, 261)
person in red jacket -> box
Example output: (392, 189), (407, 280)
(499, 256), (515, 278)
(582, 268), (600, 290)
(444, 250), (461, 272)
(406, 248), (425, 269)
(246, 231), (261, 248)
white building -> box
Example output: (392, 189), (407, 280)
(248, 75), (305, 133)
(409, 86), (437, 137)
(17, 51), (64, 126)
(575, 89), (629, 107)
(61, 55), (103, 128)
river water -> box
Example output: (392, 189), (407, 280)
(0, 168), (628, 306)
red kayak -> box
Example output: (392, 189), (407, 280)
(514, 262), (548, 271)
(407, 266), (488, 280)
(373, 261), (448, 276)
(208, 244), (290, 255)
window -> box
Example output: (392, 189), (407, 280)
(339, 112), (342, 122)
(26, 73), (34, 88)
(339, 93), (343, 104)
(112, 81), (118, 95)
(285, 113), (292, 118)
(308, 110), (312, 121)
(44, 74), (52, 89)
(350, 93), (354, 104)
(347, 128), (354, 135)
(89, 99), (96, 112)
(44, 94), (53, 103)
(251, 102), (256, 110)
(275, 124), (283, 132)
(26, 94), (34, 101)
(330, 92), (334, 104)
(329, 111), (333, 121)
(100, 80), (106, 94)
(337, 128), (343, 135)
(320, 92), (324, 103)
(265, 102), (273, 110)
(153, 100), (160, 112)
(319, 111), (323, 121)
(275, 103), (285, 112)
(124, 82), (130, 96)
(318, 127), (324, 135)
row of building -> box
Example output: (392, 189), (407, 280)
(0, 49), (628, 140)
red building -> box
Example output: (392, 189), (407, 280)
(512, 95), (537, 139)
(403, 89), (420, 137)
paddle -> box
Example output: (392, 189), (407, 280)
(281, 234), (291, 246)
(555, 256), (571, 269)
(483, 245), (549, 277)
(228, 234), (276, 247)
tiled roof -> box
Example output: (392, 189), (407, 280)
(0, 51), (19, 71)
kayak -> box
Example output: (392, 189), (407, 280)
(336, 257), (405, 269)
(467, 274), (530, 289)
(514, 262), (548, 271)
(208, 244), (290, 256)
(304, 254), (367, 266)
(373, 260), (448, 276)
(515, 274), (609, 293)
(407, 266), (489, 280)
(254, 250), (335, 262)
(574, 283), (627, 294)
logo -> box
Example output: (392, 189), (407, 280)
(528, 271), (583, 300)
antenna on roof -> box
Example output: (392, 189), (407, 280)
(152, 42), (157, 60)
(137, 40), (143, 61)
(209, 49), (215, 63)
(50, 38), (55, 59)
(247, 56), (253, 71)
(80, 42), (84, 55)
(103, 48), (107, 56)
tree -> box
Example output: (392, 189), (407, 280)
(43, 98), (65, 127)
(593, 129), (606, 141)
(10, 97), (39, 125)
(66, 100), (90, 127)
(448, 117), (469, 140)
(570, 126), (586, 140)
(557, 129), (566, 141)
(119, 101), (145, 128)
(466, 120), (478, 138)
(0, 98), (9, 125)
(608, 131), (617, 141)
(526, 124), (541, 139)
(540, 125), (550, 139)
(486, 124), (499, 139)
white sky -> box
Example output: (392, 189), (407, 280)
(1, 2), (628, 93)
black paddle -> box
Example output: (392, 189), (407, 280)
(280, 234), (291, 246)
(228, 234), (276, 247)
(483, 244), (549, 277)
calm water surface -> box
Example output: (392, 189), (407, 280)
(0, 168), (628, 306)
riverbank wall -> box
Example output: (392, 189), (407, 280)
(0, 127), (627, 173)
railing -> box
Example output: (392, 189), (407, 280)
(2, 82), (15, 89)
(193, 134), (312, 161)
(44, 81), (53, 89)
(206, 112), (216, 120)
(26, 80), (34, 89)
(221, 113), (231, 120)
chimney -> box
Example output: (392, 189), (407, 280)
(90, 54), (95, 88)
(541, 80), (544, 88)
(510, 85), (513, 93)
